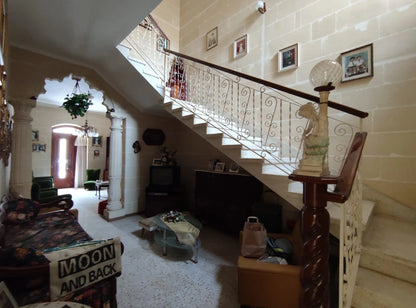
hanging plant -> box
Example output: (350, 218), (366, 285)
(61, 92), (93, 119)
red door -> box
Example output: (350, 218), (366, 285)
(51, 133), (77, 188)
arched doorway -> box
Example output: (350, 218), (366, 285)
(51, 125), (82, 188)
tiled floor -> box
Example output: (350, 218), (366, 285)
(62, 188), (240, 308)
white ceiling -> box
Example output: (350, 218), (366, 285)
(37, 76), (106, 113)
(8, 0), (164, 114)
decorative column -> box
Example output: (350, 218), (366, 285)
(104, 115), (125, 220)
(9, 99), (37, 197)
(290, 60), (343, 307)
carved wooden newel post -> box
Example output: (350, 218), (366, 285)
(291, 60), (344, 307)
(289, 174), (337, 308)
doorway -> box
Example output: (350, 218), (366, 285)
(51, 132), (77, 188)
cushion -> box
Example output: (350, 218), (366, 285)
(5, 199), (39, 224)
(86, 169), (100, 181)
(0, 247), (49, 266)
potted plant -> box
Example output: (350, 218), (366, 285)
(61, 93), (93, 119)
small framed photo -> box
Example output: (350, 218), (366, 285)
(234, 34), (249, 58)
(279, 43), (298, 72)
(32, 130), (39, 141)
(341, 43), (373, 83)
(229, 162), (240, 173)
(92, 136), (102, 147)
(153, 158), (163, 166)
(0, 281), (19, 308)
(214, 162), (225, 172)
(32, 143), (39, 152)
(38, 144), (46, 152)
(206, 27), (218, 51)
(157, 35), (170, 52)
(208, 159), (219, 171)
(94, 150), (100, 157)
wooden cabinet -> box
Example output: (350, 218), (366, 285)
(194, 170), (263, 235)
(145, 189), (185, 217)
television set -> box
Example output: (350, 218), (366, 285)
(148, 166), (180, 192)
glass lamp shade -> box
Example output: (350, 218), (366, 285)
(309, 60), (342, 89)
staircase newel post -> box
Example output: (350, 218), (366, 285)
(290, 175), (333, 308)
(291, 60), (343, 307)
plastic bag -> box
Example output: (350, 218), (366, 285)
(241, 216), (267, 258)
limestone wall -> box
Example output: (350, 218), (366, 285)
(178, 0), (416, 208)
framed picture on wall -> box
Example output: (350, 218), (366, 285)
(92, 136), (102, 147)
(341, 43), (373, 83)
(278, 43), (298, 72)
(206, 27), (218, 50)
(157, 35), (170, 52)
(32, 130), (39, 141)
(234, 34), (249, 58)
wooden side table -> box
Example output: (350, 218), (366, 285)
(95, 181), (109, 199)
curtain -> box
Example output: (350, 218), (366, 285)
(74, 135), (88, 188)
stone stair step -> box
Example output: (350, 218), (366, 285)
(352, 267), (416, 308)
(360, 213), (416, 284)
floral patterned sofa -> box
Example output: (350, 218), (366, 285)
(0, 196), (121, 307)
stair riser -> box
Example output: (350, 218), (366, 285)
(360, 248), (416, 284)
(352, 286), (401, 308)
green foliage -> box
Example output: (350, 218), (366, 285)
(61, 93), (93, 119)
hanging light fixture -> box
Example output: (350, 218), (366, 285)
(80, 119), (99, 137)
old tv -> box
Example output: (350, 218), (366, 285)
(148, 166), (180, 192)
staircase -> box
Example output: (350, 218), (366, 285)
(116, 16), (416, 307)
(352, 190), (416, 308)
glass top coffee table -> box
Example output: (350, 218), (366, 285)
(153, 213), (202, 263)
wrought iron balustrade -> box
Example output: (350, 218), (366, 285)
(164, 50), (365, 177)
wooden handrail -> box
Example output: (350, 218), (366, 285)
(164, 49), (369, 119)
(139, 14), (169, 41)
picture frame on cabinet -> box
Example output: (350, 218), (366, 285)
(214, 162), (225, 172)
(208, 159), (219, 171)
(152, 158), (163, 166)
(340, 43), (373, 83)
(278, 43), (298, 72)
(234, 34), (249, 58)
(206, 27), (218, 50)
(229, 161), (240, 173)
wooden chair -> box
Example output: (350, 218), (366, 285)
(83, 169), (100, 190)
